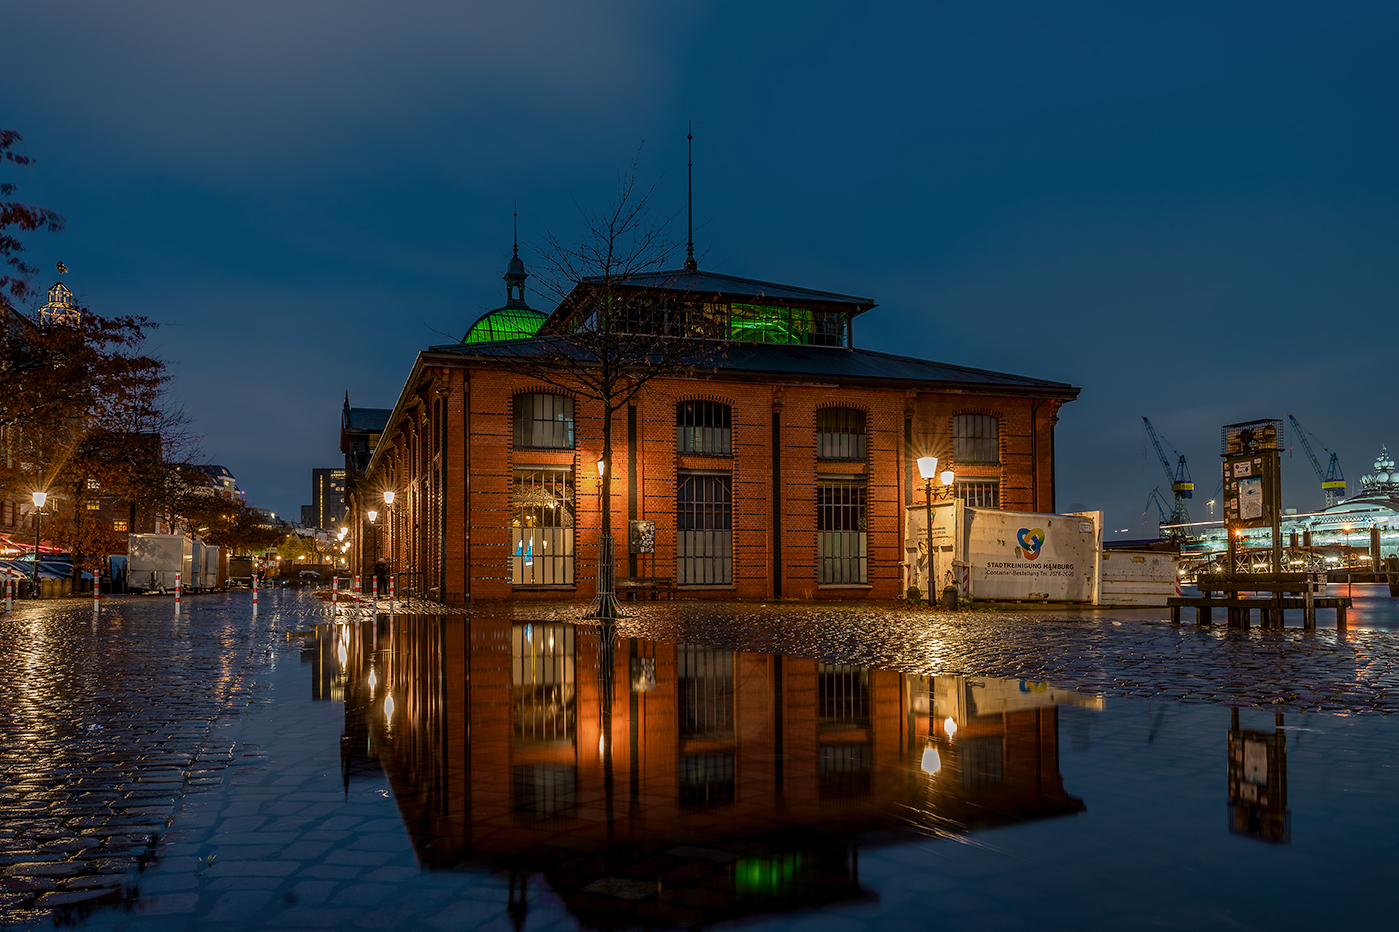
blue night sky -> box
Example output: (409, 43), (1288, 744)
(6, 1), (1399, 533)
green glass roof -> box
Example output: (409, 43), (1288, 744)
(462, 306), (547, 344)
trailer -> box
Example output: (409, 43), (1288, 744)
(227, 556), (254, 586)
(189, 539), (205, 590)
(202, 545), (221, 590)
(128, 533), (194, 592)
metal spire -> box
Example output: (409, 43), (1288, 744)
(684, 123), (696, 271)
(513, 202), (518, 257)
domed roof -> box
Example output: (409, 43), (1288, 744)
(461, 305), (547, 344)
(507, 253), (526, 277)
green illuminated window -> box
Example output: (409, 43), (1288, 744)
(730, 304), (845, 346)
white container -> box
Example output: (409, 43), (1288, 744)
(189, 540), (204, 590)
(1100, 551), (1182, 606)
(129, 534), (194, 591)
(202, 545), (220, 589)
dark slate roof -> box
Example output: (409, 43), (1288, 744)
(425, 337), (1078, 396)
(580, 269), (875, 310)
(196, 464), (235, 482)
(343, 407), (393, 432)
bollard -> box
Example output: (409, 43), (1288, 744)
(175, 573), (182, 614)
(5, 576), (11, 612)
(252, 574), (259, 615)
(93, 571), (100, 612)
(372, 575), (379, 608)
(389, 576), (395, 603)
(354, 575), (361, 599)
(332, 576), (339, 616)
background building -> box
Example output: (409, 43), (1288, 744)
(306, 467), (347, 531)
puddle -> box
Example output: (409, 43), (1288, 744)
(56, 605), (1399, 930)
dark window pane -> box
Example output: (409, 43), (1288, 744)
(677, 473), (733, 584)
(817, 408), (866, 460)
(677, 401), (732, 454)
(514, 394), (574, 449)
(952, 414), (999, 465)
(817, 478), (867, 584)
(678, 646), (734, 737)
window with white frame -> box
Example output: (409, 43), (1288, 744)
(510, 468), (574, 585)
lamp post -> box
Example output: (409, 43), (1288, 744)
(30, 491), (47, 599)
(367, 509), (379, 575)
(588, 457), (620, 620)
(382, 490), (396, 598)
(913, 458), (956, 605)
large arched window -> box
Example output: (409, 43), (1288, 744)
(816, 408), (866, 460)
(513, 394), (574, 449)
(953, 414), (1000, 465)
(677, 401), (731, 455)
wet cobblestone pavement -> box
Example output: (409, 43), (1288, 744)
(518, 592), (1399, 715)
(0, 593), (302, 927)
(3, 590), (1398, 929)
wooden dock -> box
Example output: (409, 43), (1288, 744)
(1168, 573), (1351, 630)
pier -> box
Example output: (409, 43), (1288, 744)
(1169, 573), (1351, 630)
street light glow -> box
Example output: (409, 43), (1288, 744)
(367, 510), (378, 523)
(382, 490), (395, 505)
(31, 491), (47, 508)
(917, 456), (939, 480)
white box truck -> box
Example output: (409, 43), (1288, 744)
(189, 540), (204, 590)
(129, 533), (194, 592)
(202, 545), (220, 590)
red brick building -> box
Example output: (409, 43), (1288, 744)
(355, 258), (1079, 603)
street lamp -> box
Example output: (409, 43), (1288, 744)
(382, 491), (395, 595)
(913, 458), (956, 605)
(367, 509), (379, 573)
(30, 491), (47, 599)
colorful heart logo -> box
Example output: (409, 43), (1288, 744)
(1016, 527), (1045, 560)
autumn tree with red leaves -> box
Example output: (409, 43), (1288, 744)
(2, 130), (195, 575)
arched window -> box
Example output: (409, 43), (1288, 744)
(514, 394), (574, 449)
(677, 401), (731, 455)
(816, 408), (866, 460)
(953, 414), (1000, 465)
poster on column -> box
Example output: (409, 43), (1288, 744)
(964, 508), (1097, 602)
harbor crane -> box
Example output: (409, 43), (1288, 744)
(1142, 416), (1192, 535)
(1143, 488), (1175, 535)
(1286, 414), (1346, 508)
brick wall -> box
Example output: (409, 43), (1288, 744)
(369, 362), (1067, 604)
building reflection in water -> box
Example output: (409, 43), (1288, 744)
(311, 616), (1104, 929)
(1227, 708), (1290, 844)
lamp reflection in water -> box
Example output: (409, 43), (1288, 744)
(368, 668), (378, 695)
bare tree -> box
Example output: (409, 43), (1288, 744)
(497, 158), (719, 617)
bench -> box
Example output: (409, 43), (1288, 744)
(616, 576), (677, 601)
(1167, 595), (1351, 630)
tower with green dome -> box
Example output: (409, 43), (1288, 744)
(461, 236), (547, 344)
